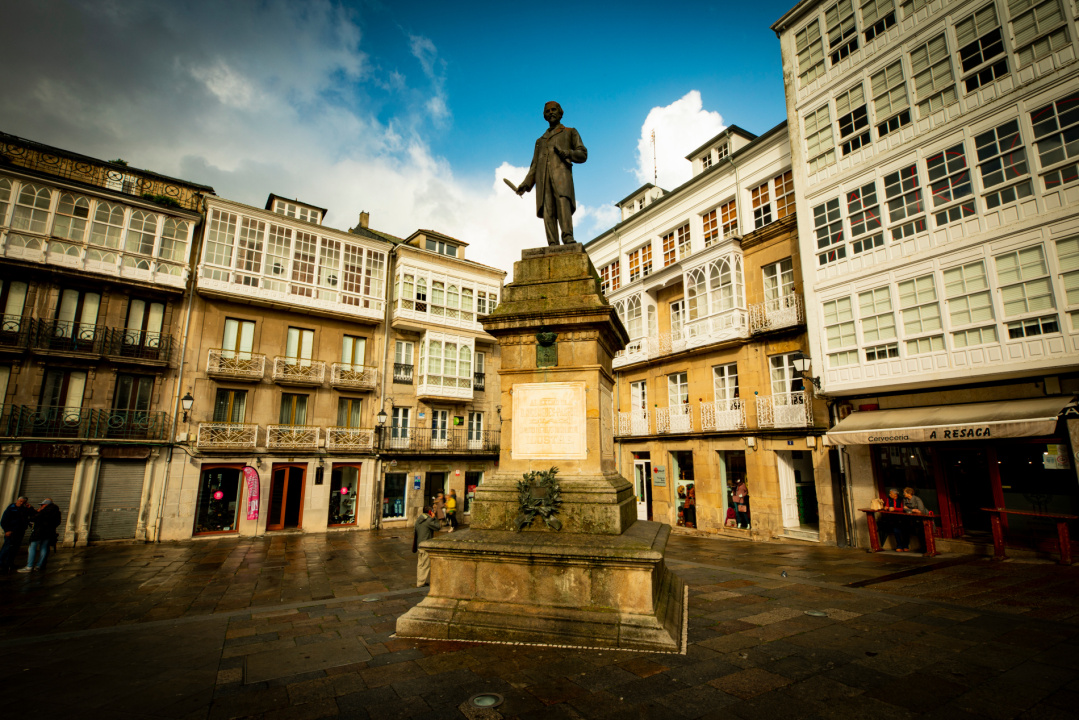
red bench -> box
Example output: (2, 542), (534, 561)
(980, 508), (1078, 566)
(859, 508), (938, 557)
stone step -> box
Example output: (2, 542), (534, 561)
(781, 527), (820, 543)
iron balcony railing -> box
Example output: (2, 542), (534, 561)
(700, 398), (746, 432)
(326, 427), (375, 452)
(197, 422), (259, 450)
(656, 404), (693, 434)
(381, 426), (499, 453)
(617, 409), (651, 436)
(207, 349), (267, 381)
(0, 314), (29, 350)
(393, 363), (414, 384)
(266, 424), (320, 450)
(272, 357), (326, 386)
(330, 362), (377, 390)
(102, 328), (174, 363)
(749, 293), (805, 334)
(474, 371), (486, 391)
(2, 406), (172, 440)
(31, 319), (104, 354)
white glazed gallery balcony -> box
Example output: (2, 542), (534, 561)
(749, 293), (804, 334)
(656, 404), (693, 434)
(700, 398), (746, 431)
(613, 309), (749, 369)
(266, 424), (320, 450)
(206, 349), (266, 382)
(416, 373), (473, 400)
(2, 231), (188, 288)
(756, 390), (812, 428)
(326, 427), (375, 452)
(330, 363), (377, 391)
(617, 409), (651, 436)
(272, 357), (326, 386)
(197, 422), (258, 450)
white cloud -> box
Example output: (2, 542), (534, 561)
(635, 90), (726, 191)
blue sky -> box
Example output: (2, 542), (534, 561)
(0, 0), (796, 274)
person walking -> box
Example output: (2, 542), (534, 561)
(412, 506), (441, 587)
(19, 498), (60, 573)
(432, 492), (446, 528)
(0, 497), (33, 573)
(445, 489), (458, 532)
(733, 480), (750, 529)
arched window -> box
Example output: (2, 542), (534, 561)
(415, 277), (428, 310)
(733, 256), (745, 308)
(709, 259), (734, 312)
(459, 346), (471, 381)
(0, 177), (11, 221)
(443, 341), (457, 377)
(447, 285), (460, 309)
(461, 288), (473, 311)
(647, 304), (657, 336)
(686, 268), (707, 320)
(91, 202), (125, 248)
(432, 281), (445, 307)
(53, 194), (90, 241)
(159, 218), (189, 261)
(126, 210), (158, 255)
(428, 340), (442, 375)
(626, 295), (643, 338)
(12, 183), (52, 234)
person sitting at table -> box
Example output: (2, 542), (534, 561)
(878, 488), (906, 551)
(896, 486), (928, 553)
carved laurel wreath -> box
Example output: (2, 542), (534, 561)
(514, 467), (563, 532)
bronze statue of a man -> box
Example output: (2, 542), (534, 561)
(516, 101), (588, 246)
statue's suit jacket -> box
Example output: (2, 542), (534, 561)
(520, 124), (588, 218)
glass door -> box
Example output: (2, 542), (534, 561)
(633, 453), (652, 521)
(430, 409), (448, 448)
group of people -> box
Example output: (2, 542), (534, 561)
(412, 489), (460, 587)
(0, 496), (62, 573)
(877, 486), (928, 552)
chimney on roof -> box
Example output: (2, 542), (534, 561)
(359, 211), (370, 229)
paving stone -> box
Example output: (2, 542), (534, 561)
(707, 668), (791, 699)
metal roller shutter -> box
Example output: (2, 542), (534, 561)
(90, 460), (146, 541)
(19, 461), (78, 542)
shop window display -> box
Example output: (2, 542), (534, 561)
(998, 442), (1078, 537)
(670, 450), (696, 528)
(194, 466), (241, 534)
(383, 472), (406, 519)
(329, 464), (360, 525)
(718, 450), (748, 527)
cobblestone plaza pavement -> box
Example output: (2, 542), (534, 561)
(2, 531), (1078, 720)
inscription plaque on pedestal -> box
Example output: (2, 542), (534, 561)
(512, 381), (587, 460)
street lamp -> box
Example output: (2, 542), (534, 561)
(181, 392), (194, 422)
(376, 408), (388, 450)
(790, 353), (820, 390)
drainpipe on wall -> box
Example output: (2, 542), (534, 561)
(372, 244), (398, 530)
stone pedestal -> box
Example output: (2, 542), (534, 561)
(395, 245), (686, 652)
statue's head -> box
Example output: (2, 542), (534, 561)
(543, 101), (563, 123)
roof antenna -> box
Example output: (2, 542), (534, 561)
(651, 129), (657, 185)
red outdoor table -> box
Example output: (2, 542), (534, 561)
(859, 508), (938, 557)
(980, 507), (1078, 565)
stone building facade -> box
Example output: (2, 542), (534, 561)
(772, 0), (1079, 548)
(584, 124), (840, 544)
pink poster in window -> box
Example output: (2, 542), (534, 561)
(244, 466), (260, 520)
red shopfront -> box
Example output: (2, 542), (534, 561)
(829, 397), (1078, 543)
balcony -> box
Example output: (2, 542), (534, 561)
(91, 409), (171, 441)
(617, 409), (650, 436)
(416, 373), (472, 401)
(266, 424), (320, 451)
(272, 357), (326, 386)
(381, 427), (499, 454)
(657, 404), (693, 434)
(6, 406), (93, 438)
(102, 328), (174, 365)
(700, 398), (746, 432)
(613, 310), (749, 368)
(756, 391), (812, 428)
(330, 363), (377, 391)
(0, 315), (29, 351)
(474, 372), (486, 392)
(31, 319), (104, 355)
(393, 363), (414, 384)
(326, 427), (375, 452)
(197, 422), (258, 450)
(0, 233), (189, 289)
(749, 293), (804, 334)
(207, 349), (266, 382)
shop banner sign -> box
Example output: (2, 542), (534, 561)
(828, 418), (1059, 445)
(244, 466), (261, 520)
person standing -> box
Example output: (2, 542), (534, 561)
(19, 498), (60, 573)
(412, 506), (441, 587)
(733, 480), (750, 529)
(432, 492), (447, 528)
(445, 489), (458, 532)
(0, 497), (33, 573)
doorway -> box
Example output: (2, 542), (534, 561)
(425, 471), (447, 506)
(938, 447), (993, 537)
(267, 464), (305, 530)
(632, 452), (652, 521)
